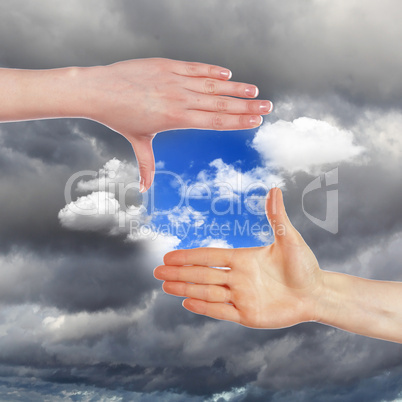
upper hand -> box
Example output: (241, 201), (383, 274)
(84, 58), (273, 192)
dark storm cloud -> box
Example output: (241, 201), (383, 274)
(1, 1), (402, 401)
(282, 161), (402, 268)
(0, 121), (157, 312)
(117, 0), (402, 109)
(0, 245), (158, 312)
(234, 369), (402, 402)
(1, 1), (402, 110)
(0, 1), (135, 69)
(0, 121), (100, 251)
(0, 119), (134, 167)
(1, 296), (402, 400)
(0, 118), (139, 251)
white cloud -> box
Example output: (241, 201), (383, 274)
(155, 160), (165, 169)
(76, 157), (139, 193)
(186, 158), (283, 200)
(58, 191), (147, 235)
(252, 117), (364, 173)
(197, 236), (233, 248)
(59, 158), (182, 254)
(59, 158), (147, 236)
(167, 206), (206, 227)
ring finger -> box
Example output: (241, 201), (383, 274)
(162, 281), (232, 303)
(183, 77), (259, 98)
(180, 110), (263, 130)
(187, 94), (273, 115)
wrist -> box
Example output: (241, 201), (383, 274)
(0, 67), (92, 122)
(26, 66), (92, 120)
(312, 270), (345, 326)
(60, 66), (97, 120)
(72, 65), (112, 122)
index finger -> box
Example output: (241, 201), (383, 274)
(164, 247), (236, 268)
(172, 60), (232, 80)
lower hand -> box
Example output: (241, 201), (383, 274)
(154, 188), (323, 329)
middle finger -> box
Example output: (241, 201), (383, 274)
(183, 77), (259, 98)
(187, 94), (273, 115)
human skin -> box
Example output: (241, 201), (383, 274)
(154, 188), (402, 344)
(0, 58), (272, 192)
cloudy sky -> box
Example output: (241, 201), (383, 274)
(1, 0), (402, 401)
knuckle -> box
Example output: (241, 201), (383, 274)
(247, 100), (256, 113)
(184, 284), (190, 297)
(226, 271), (233, 288)
(174, 90), (189, 103)
(176, 268), (183, 282)
(200, 269), (207, 284)
(224, 288), (231, 303)
(208, 65), (215, 76)
(186, 62), (197, 75)
(239, 114), (251, 128)
(204, 79), (217, 94)
(151, 58), (168, 73)
(164, 107), (182, 124)
(212, 114), (224, 129)
(216, 99), (228, 112)
(202, 249), (211, 266)
(204, 285), (211, 301)
(228, 249), (236, 266)
(138, 161), (150, 173)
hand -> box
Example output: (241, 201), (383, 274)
(154, 188), (323, 329)
(84, 58), (273, 192)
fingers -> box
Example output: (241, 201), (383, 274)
(162, 281), (231, 303)
(266, 188), (290, 226)
(131, 138), (155, 193)
(179, 110), (262, 130)
(166, 60), (274, 132)
(172, 60), (232, 80)
(154, 265), (230, 285)
(182, 298), (241, 323)
(172, 77), (272, 130)
(266, 188), (298, 242)
(164, 247), (236, 268)
(183, 77), (259, 98)
(187, 94), (273, 115)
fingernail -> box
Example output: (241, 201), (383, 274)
(245, 86), (258, 97)
(249, 115), (263, 127)
(260, 101), (273, 114)
(139, 177), (146, 193)
(220, 69), (232, 79)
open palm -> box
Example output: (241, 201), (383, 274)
(154, 188), (323, 329)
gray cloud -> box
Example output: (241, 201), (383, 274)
(1, 0), (402, 109)
(1, 1), (402, 401)
(282, 161), (402, 267)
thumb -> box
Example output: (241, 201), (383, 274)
(131, 138), (155, 193)
(266, 187), (300, 243)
